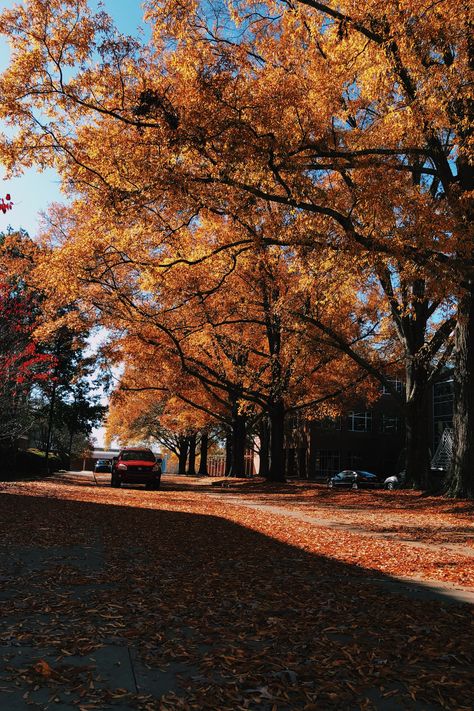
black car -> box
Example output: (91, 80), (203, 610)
(94, 459), (112, 473)
(327, 470), (380, 489)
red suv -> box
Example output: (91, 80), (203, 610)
(111, 448), (162, 489)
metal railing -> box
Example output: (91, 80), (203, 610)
(431, 428), (453, 470)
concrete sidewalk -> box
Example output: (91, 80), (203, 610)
(0, 538), (203, 709)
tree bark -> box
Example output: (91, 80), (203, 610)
(448, 153), (474, 497)
(405, 392), (432, 490)
(258, 418), (270, 478)
(198, 431), (209, 476)
(448, 281), (474, 497)
(178, 436), (189, 475)
(44, 381), (57, 475)
(404, 357), (432, 489)
(225, 429), (232, 476)
(187, 433), (196, 476)
(268, 400), (286, 482)
(231, 406), (246, 477)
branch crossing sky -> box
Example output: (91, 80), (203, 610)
(0, 0), (145, 237)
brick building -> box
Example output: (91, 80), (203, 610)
(284, 375), (454, 480)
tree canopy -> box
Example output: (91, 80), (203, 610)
(0, 0), (471, 491)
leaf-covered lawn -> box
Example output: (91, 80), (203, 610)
(208, 479), (474, 579)
(0, 476), (472, 710)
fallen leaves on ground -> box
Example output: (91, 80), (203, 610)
(0, 475), (472, 710)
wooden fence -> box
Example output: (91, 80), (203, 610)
(208, 452), (255, 477)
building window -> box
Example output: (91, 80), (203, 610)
(381, 415), (399, 433)
(348, 412), (372, 432)
(316, 417), (341, 430)
(314, 450), (340, 477)
(382, 378), (403, 395)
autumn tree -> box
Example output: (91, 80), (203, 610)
(72, 206), (378, 481)
(141, 0), (470, 492)
(0, 233), (54, 451)
(290, 247), (455, 488)
(1, 230), (105, 470)
(104, 330), (225, 474)
(0, 0), (470, 492)
(0, 278), (51, 442)
(141, 0), (472, 493)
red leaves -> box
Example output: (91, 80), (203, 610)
(0, 280), (55, 393)
(0, 193), (13, 214)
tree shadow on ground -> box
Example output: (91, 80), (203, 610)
(0, 488), (472, 710)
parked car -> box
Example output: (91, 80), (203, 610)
(94, 459), (112, 473)
(384, 471), (406, 490)
(111, 448), (162, 489)
(384, 469), (446, 490)
(327, 470), (380, 489)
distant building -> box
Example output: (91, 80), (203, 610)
(284, 375), (454, 479)
(91, 448), (121, 461)
(311, 410), (404, 478)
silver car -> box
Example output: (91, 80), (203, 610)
(384, 471), (405, 490)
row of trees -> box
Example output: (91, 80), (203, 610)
(0, 231), (105, 473)
(103, 242), (382, 480)
(0, 0), (471, 494)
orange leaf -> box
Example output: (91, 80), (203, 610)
(33, 659), (53, 677)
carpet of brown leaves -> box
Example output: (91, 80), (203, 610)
(0, 476), (472, 710)
(206, 479), (474, 586)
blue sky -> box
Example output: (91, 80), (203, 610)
(0, 0), (146, 237)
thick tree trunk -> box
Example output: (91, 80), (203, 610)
(44, 382), (57, 474)
(268, 400), (286, 482)
(404, 357), (432, 489)
(187, 433), (196, 476)
(67, 429), (74, 471)
(403, 334), (432, 489)
(178, 436), (189, 476)
(198, 431), (208, 476)
(405, 393), (432, 490)
(258, 418), (270, 478)
(231, 406), (246, 477)
(298, 444), (308, 479)
(224, 430), (232, 476)
(448, 282), (474, 498)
